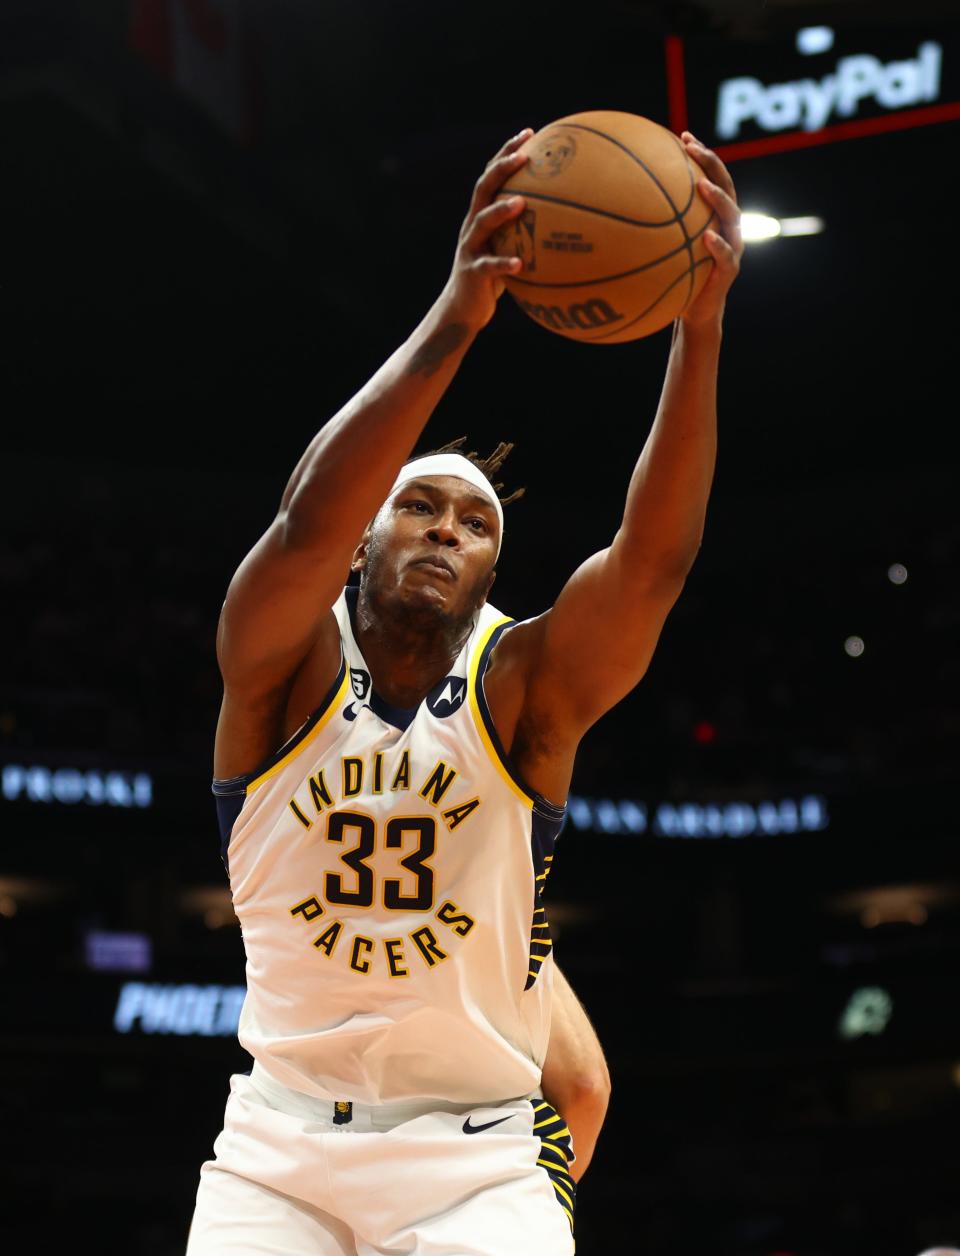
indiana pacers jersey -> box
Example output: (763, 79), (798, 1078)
(212, 584), (568, 1107)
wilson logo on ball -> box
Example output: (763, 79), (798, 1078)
(517, 297), (625, 332)
(495, 111), (714, 342)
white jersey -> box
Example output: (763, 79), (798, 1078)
(212, 585), (568, 1106)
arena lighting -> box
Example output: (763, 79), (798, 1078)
(797, 27), (834, 56)
(826, 882), (956, 925)
(85, 930), (152, 974)
(566, 793), (828, 837)
(862, 902), (927, 928)
(740, 213), (825, 243)
(181, 885), (237, 927)
(0, 876), (63, 908)
(778, 215), (825, 237)
(838, 986), (893, 1040)
(741, 212), (781, 242)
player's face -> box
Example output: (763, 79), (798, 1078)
(354, 475), (499, 623)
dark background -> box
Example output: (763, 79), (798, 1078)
(2, 1), (959, 1252)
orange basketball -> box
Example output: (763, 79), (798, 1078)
(491, 110), (715, 344)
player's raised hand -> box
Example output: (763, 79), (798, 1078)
(680, 132), (743, 329)
(441, 129), (533, 331)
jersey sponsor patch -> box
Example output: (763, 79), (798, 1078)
(344, 668), (371, 721)
(426, 675), (467, 717)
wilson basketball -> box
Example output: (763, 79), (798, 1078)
(491, 110), (715, 344)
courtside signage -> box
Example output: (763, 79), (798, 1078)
(1, 763), (153, 808)
(114, 982), (245, 1036)
(666, 25), (960, 161)
(716, 42), (942, 139)
(566, 793), (828, 837)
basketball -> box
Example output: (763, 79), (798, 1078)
(491, 110), (716, 344)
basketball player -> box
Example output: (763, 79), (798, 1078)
(187, 126), (741, 1253)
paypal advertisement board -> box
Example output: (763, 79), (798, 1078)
(671, 23), (960, 159)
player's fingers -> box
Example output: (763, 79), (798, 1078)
(471, 254), (523, 276)
(704, 227), (740, 277)
(463, 195), (525, 251)
(491, 127), (534, 162)
(467, 147), (529, 221)
(683, 133), (737, 201)
(699, 180), (742, 252)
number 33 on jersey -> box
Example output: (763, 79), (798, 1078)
(212, 585), (568, 1106)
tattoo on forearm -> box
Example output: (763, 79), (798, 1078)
(407, 323), (469, 378)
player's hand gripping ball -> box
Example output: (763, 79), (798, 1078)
(491, 110), (739, 343)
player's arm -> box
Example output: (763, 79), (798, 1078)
(540, 963), (611, 1182)
(215, 131), (533, 703)
(513, 136), (744, 738)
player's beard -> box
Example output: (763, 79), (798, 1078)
(360, 530), (491, 647)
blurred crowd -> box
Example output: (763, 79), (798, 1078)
(4, 474), (955, 801)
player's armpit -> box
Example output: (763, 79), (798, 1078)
(540, 964), (611, 1182)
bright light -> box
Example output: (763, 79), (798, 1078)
(839, 986), (892, 1040)
(205, 908), (235, 930)
(779, 216), (825, 237)
(888, 563), (908, 584)
(796, 26), (834, 56)
(844, 635), (865, 657)
(741, 212), (781, 242)
(740, 213), (825, 243)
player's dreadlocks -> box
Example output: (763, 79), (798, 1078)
(405, 436), (526, 506)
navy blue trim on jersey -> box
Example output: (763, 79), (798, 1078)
(210, 643), (348, 867)
(212, 787), (246, 874)
(211, 646), (347, 797)
(531, 1098), (576, 1233)
(368, 689), (418, 731)
(474, 621), (567, 822)
(525, 805), (564, 990)
(343, 585), (420, 732)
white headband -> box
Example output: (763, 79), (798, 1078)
(389, 454), (505, 558)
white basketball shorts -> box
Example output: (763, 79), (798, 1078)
(186, 1064), (576, 1255)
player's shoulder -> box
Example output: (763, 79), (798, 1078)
(481, 605), (549, 683)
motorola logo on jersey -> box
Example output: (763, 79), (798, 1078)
(343, 668), (372, 721)
(426, 676), (467, 718)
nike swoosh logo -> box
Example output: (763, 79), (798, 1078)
(462, 1115), (513, 1135)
